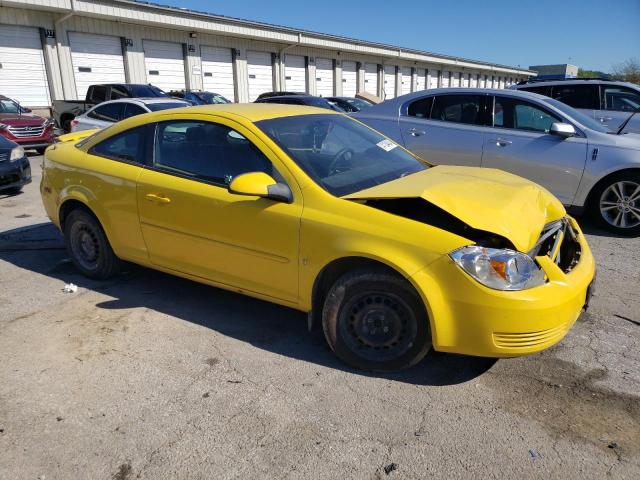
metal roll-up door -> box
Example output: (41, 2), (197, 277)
(143, 40), (186, 92)
(470, 74), (478, 88)
(284, 54), (306, 92)
(461, 73), (469, 88)
(341, 60), (357, 97)
(315, 57), (334, 97)
(400, 67), (411, 95)
(428, 69), (439, 89)
(451, 72), (460, 88)
(416, 68), (426, 91)
(383, 65), (395, 99)
(441, 71), (450, 88)
(0, 25), (50, 106)
(69, 32), (126, 100)
(364, 63), (378, 95)
(201, 46), (235, 102)
(247, 50), (274, 101)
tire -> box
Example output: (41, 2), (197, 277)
(64, 209), (121, 279)
(589, 171), (640, 236)
(322, 268), (431, 372)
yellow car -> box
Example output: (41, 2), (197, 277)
(41, 105), (595, 371)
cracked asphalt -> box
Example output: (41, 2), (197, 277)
(1, 156), (639, 479)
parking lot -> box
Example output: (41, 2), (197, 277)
(0, 156), (637, 479)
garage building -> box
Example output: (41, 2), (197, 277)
(0, 0), (533, 108)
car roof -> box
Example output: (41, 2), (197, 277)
(384, 87), (549, 103)
(92, 98), (190, 107)
(153, 103), (338, 122)
(513, 79), (639, 89)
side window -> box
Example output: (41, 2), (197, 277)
(520, 85), (552, 97)
(90, 126), (147, 163)
(153, 120), (275, 185)
(602, 86), (640, 112)
(122, 103), (147, 119)
(88, 85), (107, 103)
(407, 97), (434, 118)
(430, 95), (484, 125)
(110, 86), (129, 100)
(494, 96), (561, 133)
(87, 103), (123, 122)
(552, 85), (599, 109)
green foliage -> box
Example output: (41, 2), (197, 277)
(611, 58), (640, 85)
(577, 69), (610, 79)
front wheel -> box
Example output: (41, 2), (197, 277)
(590, 172), (640, 236)
(322, 268), (431, 371)
(64, 209), (121, 279)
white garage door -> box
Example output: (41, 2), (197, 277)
(451, 72), (460, 88)
(315, 57), (333, 97)
(416, 68), (426, 91)
(461, 73), (469, 88)
(428, 69), (439, 89)
(441, 71), (450, 88)
(400, 67), (412, 95)
(69, 32), (125, 100)
(201, 46), (235, 102)
(284, 54), (306, 92)
(341, 60), (357, 97)
(0, 25), (50, 107)
(144, 40), (185, 92)
(247, 50), (273, 101)
(383, 65), (396, 99)
(364, 63), (378, 95)
(470, 74), (478, 88)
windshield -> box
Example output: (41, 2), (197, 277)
(0, 99), (25, 114)
(195, 92), (231, 104)
(146, 102), (188, 111)
(129, 85), (168, 97)
(347, 98), (373, 110)
(256, 114), (428, 196)
(545, 98), (612, 133)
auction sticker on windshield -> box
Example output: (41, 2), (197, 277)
(376, 139), (397, 151)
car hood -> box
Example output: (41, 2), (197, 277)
(343, 165), (566, 252)
(0, 113), (45, 126)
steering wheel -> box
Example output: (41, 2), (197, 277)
(327, 148), (355, 176)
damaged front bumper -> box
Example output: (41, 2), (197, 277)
(410, 216), (596, 358)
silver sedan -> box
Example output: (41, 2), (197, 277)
(353, 88), (640, 235)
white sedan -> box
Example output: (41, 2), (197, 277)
(71, 98), (191, 132)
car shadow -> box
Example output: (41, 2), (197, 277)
(0, 222), (497, 386)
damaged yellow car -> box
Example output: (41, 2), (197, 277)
(41, 105), (595, 371)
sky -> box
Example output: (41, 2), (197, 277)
(166, 0), (639, 72)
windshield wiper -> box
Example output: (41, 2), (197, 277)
(616, 110), (639, 135)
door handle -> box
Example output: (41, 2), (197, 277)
(408, 128), (426, 136)
(495, 138), (512, 147)
(145, 193), (171, 204)
(599, 117), (613, 122)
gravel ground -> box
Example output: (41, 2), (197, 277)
(1, 156), (638, 479)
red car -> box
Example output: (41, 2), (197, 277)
(0, 95), (54, 154)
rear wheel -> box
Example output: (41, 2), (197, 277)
(64, 209), (121, 279)
(590, 172), (640, 236)
(322, 268), (431, 371)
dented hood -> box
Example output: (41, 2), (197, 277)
(344, 165), (566, 252)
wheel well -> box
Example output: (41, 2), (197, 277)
(59, 199), (97, 231)
(308, 257), (406, 332)
(585, 168), (640, 209)
(59, 113), (75, 130)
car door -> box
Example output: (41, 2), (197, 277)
(551, 84), (600, 120)
(398, 93), (489, 166)
(78, 103), (123, 131)
(599, 84), (640, 134)
(136, 115), (303, 304)
(481, 95), (588, 205)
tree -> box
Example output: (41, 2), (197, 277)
(578, 69), (610, 79)
(611, 58), (640, 85)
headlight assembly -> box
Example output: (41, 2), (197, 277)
(9, 146), (25, 162)
(450, 246), (545, 291)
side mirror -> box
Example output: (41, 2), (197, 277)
(228, 172), (293, 203)
(22, 107), (32, 113)
(549, 122), (575, 138)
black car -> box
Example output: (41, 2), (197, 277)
(0, 135), (31, 195)
(326, 97), (374, 113)
(256, 91), (306, 100)
(255, 95), (343, 111)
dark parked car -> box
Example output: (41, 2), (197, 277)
(169, 90), (231, 105)
(256, 91), (306, 100)
(53, 83), (168, 132)
(0, 95), (54, 154)
(0, 135), (31, 195)
(326, 96), (374, 112)
(255, 95), (343, 111)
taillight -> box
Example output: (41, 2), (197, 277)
(70, 120), (79, 130)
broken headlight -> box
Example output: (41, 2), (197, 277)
(449, 246), (545, 291)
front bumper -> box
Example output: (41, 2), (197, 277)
(0, 129), (54, 150)
(0, 155), (32, 191)
(411, 217), (596, 357)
